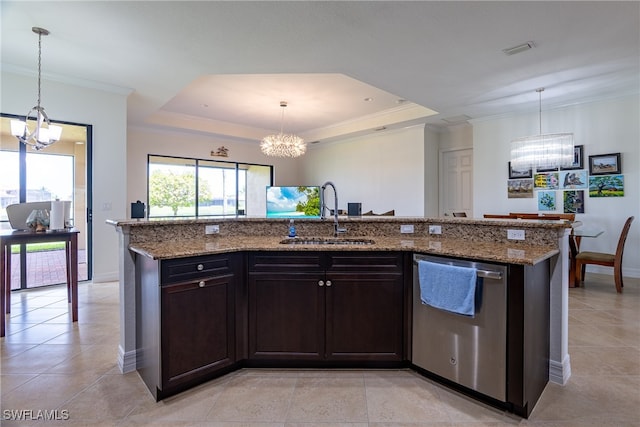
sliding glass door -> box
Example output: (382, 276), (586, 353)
(1, 115), (92, 290)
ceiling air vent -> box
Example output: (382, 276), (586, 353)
(442, 115), (471, 125)
(502, 41), (535, 56)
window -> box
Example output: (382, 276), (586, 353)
(147, 155), (273, 218)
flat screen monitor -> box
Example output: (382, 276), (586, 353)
(266, 186), (321, 218)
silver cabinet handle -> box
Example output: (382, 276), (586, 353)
(197, 264), (204, 271)
(198, 281), (205, 288)
(326, 280), (332, 287)
(319, 280), (324, 286)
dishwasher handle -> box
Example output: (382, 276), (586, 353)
(413, 261), (503, 280)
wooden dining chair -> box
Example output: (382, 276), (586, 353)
(575, 216), (634, 293)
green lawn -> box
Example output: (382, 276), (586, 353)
(10, 242), (65, 254)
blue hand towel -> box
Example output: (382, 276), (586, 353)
(418, 260), (477, 317)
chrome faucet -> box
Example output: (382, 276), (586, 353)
(321, 181), (347, 237)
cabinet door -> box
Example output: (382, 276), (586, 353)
(248, 273), (325, 360)
(325, 272), (404, 361)
(161, 274), (235, 391)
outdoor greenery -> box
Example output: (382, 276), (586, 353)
(295, 186), (321, 216)
(149, 170), (212, 215)
(10, 242), (65, 254)
(589, 175), (624, 197)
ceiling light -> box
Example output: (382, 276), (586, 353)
(502, 41), (535, 56)
(11, 27), (62, 150)
(260, 101), (306, 158)
(510, 88), (574, 169)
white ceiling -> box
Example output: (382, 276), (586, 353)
(2, 1), (639, 144)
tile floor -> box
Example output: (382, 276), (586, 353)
(1, 273), (639, 426)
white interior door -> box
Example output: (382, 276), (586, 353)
(439, 148), (473, 217)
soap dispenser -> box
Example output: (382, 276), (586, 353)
(288, 219), (297, 238)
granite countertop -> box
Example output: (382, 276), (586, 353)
(129, 235), (559, 266)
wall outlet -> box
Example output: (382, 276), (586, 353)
(507, 229), (525, 240)
(428, 225), (442, 235)
(400, 224), (414, 234)
(205, 224), (220, 235)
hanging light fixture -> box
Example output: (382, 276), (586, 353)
(510, 88), (574, 169)
(11, 27), (63, 151)
(260, 101), (306, 158)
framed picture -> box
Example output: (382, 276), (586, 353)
(507, 179), (534, 199)
(589, 174), (624, 197)
(537, 191), (556, 211)
(560, 170), (587, 189)
(563, 190), (585, 213)
(589, 152), (621, 175)
(508, 162), (532, 179)
(534, 172), (559, 190)
(536, 166), (558, 173)
(561, 145), (584, 170)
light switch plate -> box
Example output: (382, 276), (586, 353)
(205, 224), (220, 234)
(507, 229), (525, 240)
(400, 224), (414, 234)
(428, 225), (442, 235)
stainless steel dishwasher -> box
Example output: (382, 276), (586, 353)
(412, 254), (507, 401)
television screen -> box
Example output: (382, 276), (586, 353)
(266, 186), (321, 218)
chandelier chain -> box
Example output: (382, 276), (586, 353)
(37, 30), (42, 109)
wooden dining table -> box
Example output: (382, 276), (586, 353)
(0, 228), (79, 337)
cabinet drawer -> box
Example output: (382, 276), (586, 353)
(161, 254), (235, 284)
(248, 251), (324, 272)
(327, 252), (404, 273)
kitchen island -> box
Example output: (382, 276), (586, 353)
(108, 216), (571, 417)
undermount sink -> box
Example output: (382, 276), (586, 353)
(279, 237), (375, 246)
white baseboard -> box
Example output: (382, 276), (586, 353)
(118, 345), (137, 373)
(585, 266), (640, 279)
(549, 354), (571, 385)
(92, 271), (119, 283)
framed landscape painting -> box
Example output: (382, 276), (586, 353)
(508, 162), (533, 179)
(507, 179), (534, 198)
(589, 174), (624, 197)
(589, 153), (621, 175)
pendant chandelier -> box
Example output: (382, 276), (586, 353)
(260, 101), (306, 158)
(510, 88), (574, 169)
(10, 27), (62, 151)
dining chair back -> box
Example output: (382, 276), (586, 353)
(575, 216), (634, 293)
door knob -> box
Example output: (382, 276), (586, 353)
(326, 280), (332, 287)
(198, 281), (205, 288)
(319, 280), (324, 286)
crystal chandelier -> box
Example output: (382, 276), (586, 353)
(260, 101), (306, 158)
(10, 27), (63, 151)
(510, 88), (574, 169)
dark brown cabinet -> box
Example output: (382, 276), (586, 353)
(247, 251), (406, 364)
(136, 253), (240, 400)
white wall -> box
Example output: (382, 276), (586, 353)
(1, 71), (128, 282)
(299, 125), (425, 216)
(439, 123), (473, 151)
(126, 127), (303, 212)
(423, 126), (440, 217)
(473, 95), (640, 277)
